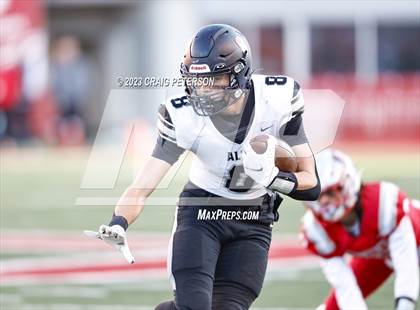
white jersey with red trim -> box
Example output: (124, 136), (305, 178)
(157, 74), (304, 200)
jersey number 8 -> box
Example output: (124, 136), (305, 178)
(265, 76), (287, 86)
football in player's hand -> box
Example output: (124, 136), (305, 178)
(249, 134), (297, 172)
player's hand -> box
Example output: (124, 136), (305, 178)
(243, 135), (279, 187)
(84, 225), (135, 264)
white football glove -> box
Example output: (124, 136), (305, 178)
(84, 225), (135, 264)
(243, 134), (279, 187)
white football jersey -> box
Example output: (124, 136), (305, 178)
(157, 74), (304, 200)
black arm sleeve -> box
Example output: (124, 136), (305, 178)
(279, 112), (308, 146)
(152, 104), (186, 165)
(151, 135), (185, 165)
(279, 80), (307, 146)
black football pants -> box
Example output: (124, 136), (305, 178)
(164, 182), (279, 310)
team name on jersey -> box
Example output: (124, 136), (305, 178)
(227, 151), (241, 161)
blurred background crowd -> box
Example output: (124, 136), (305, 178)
(0, 0), (419, 147)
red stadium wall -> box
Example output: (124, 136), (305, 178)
(306, 74), (420, 144)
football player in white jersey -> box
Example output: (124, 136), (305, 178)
(90, 24), (320, 310)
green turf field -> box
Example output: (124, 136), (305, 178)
(1, 146), (419, 309)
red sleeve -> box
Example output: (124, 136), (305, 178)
(325, 291), (339, 310)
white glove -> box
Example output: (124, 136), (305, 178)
(315, 304), (326, 310)
(84, 225), (135, 264)
(243, 134), (279, 187)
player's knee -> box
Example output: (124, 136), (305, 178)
(212, 300), (251, 310)
(176, 288), (212, 310)
(174, 275), (212, 310)
(212, 282), (257, 310)
(155, 300), (177, 310)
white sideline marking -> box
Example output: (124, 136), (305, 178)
(1, 269), (168, 287)
(19, 286), (108, 298)
(1, 230), (318, 288)
(0, 251), (164, 272)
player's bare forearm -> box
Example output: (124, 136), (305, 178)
(294, 169), (317, 190)
(114, 188), (148, 225)
(114, 156), (171, 225)
(292, 143), (318, 190)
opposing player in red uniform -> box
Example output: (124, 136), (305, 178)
(301, 149), (419, 310)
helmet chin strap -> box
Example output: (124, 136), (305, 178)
(221, 88), (249, 115)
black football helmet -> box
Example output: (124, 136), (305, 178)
(180, 24), (252, 116)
